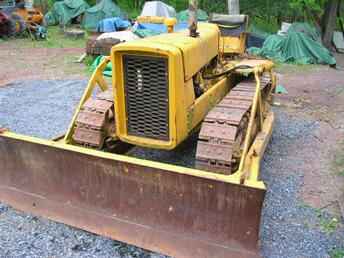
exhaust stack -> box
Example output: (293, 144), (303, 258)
(188, 0), (199, 37)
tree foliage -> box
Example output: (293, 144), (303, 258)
(289, 0), (325, 24)
(38, 0), (343, 35)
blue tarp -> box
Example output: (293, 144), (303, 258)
(97, 17), (131, 32)
(138, 22), (188, 33)
(133, 22), (189, 37)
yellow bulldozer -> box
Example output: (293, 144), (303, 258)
(0, 4), (276, 258)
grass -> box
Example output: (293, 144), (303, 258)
(319, 217), (339, 234)
(299, 201), (341, 234)
(1, 26), (87, 49)
(330, 249), (344, 258)
(315, 209), (340, 234)
(298, 202), (341, 234)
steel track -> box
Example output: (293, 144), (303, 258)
(196, 74), (272, 174)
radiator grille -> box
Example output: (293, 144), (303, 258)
(123, 55), (169, 140)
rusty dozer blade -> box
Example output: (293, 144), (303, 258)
(0, 127), (271, 258)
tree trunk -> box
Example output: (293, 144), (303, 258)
(228, 0), (240, 15)
(322, 0), (340, 49)
(338, 0), (344, 38)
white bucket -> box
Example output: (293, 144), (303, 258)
(281, 22), (292, 33)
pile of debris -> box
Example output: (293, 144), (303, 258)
(0, 0), (46, 39)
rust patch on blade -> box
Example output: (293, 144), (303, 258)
(0, 135), (265, 258)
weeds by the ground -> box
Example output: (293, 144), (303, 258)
(330, 248), (344, 258)
(299, 202), (341, 234)
(319, 216), (339, 234)
(315, 209), (340, 234)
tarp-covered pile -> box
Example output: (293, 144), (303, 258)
(45, 0), (127, 31)
(45, 0), (89, 26)
(249, 22), (336, 65)
(177, 9), (208, 22)
(140, 1), (176, 18)
(83, 0), (126, 31)
(96, 17), (130, 33)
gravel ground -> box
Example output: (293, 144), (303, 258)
(0, 80), (87, 139)
(260, 111), (344, 258)
(0, 80), (343, 258)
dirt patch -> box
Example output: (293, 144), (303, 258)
(275, 54), (344, 216)
(0, 45), (87, 86)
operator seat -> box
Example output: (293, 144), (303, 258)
(210, 14), (248, 55)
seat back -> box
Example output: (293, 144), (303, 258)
(210, 14), (248, 55)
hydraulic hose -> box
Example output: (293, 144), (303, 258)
(202, 65), (253, 80)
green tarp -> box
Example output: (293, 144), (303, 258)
(249, 23), (336, 65)
(91, 56), (112, 77)
(288, 22), (321, 42)
(83, 0), (126, 31)
(45, 0), (89, 26)
(176, 9), (208, 22)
